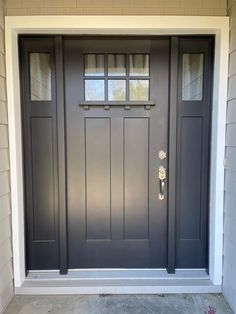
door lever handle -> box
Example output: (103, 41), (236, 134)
(158, 166), (166, 200)
(159, 179), (165, 200)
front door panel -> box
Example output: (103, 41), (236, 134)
(64, 39), (170, 268)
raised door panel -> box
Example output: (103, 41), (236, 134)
(31, 117), (55, 241)
(124, 117), (149, 239)
(85, 118), (111, 240)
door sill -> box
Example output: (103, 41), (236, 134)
(15, 269), (221, 295)
(27, 269), (209, 280)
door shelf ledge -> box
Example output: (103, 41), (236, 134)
(79, 101), (156, 110)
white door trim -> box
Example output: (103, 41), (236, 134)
(5, 15), (229, 290)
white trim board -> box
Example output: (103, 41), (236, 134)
(16, 279), (221, 295)
(5, 16), (229, 292)
(19, 269), (218, 294)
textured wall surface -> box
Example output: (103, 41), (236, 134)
(223, 0), (236, 313)
(5, 0), (227, 16)
(0, 0), (13, 313)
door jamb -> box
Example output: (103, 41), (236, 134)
(5, 16), (229, 289)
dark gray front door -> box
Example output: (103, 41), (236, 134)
(20, 36), (213, 273)
(64, 38), (170, 268)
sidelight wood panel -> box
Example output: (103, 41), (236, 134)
(179, 117), (202, 240)
(124, 118), (149, 239)
(85, 118), (111, 240)
(20, 37), (59, 270)
(176, 38), (213, 268)
(31, 117), (55, 241)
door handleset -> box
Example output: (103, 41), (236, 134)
(159, 166), (166, 200)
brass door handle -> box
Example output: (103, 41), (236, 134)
(159, 166), (166, 200)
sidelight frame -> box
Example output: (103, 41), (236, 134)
(5, 16), (229, 291)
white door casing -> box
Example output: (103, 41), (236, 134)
(5, 16), (229, 289)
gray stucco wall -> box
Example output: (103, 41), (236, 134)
(223, 1), (236, 312)
(0, 1), (13, 313)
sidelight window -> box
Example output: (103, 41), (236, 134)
(84, 53), (150, 102)
(182, 53), (204, 101)
(30, 53), (52, 101)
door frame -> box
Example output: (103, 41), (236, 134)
(5, 15), (229, 289)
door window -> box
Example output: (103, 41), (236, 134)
(108, 79), (126, 101)
(129, 54), (149, 76)
(85, 54), (105, 76)
(108, 54), (126, 76)
(84, 53), (150, 101)
(85, 79), (105, 101)
(129, 79), (149, 101)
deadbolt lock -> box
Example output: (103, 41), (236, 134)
(159, 166), (166, 180)
(158, 150), (167, 160)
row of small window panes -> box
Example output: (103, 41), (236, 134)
(28, 52), (204, 102)
(85, 79), (149, 101)
(84, 54), (150, 77)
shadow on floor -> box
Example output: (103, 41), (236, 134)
(4, 294), (233, 314)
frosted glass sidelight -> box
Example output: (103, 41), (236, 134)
(30, 53), (51, 101)
(182, 53), (204, 101)
(85, 54), (104, 76)
(129, 54), (149, 76)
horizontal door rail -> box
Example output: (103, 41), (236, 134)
(79, 101), (156, 110)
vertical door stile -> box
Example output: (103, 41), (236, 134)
(55, 36), (68, 274)
(168, 36), (178, 274)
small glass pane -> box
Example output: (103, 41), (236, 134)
(108, 80), (126, 101)
(30, 53), (51, 101)
(108, 54), (126, 76)
(129, 80), (149, 101)
(129, 54), (149, 76)
(85, 80), (105, 101)
(85, 54), (104, 76)
(182, 53), (204, 101)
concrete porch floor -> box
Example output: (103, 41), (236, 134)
(3, 294), (233, 314)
